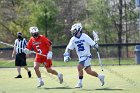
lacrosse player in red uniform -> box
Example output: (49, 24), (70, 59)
(24, 26), (63, 87)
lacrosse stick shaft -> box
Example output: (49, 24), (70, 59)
(0, 41), (46, 57)
(96, 49), (103, 71)
(0, 41), (14, 47)
(92, 31), (103, 71)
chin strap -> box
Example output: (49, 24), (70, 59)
(75, 33), (82, 38)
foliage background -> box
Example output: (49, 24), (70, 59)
(0, 0), (139, 58)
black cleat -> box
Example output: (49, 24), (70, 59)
(28, 71), (31, 78)
(15, 75), (22, 78)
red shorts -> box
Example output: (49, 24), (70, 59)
(35, 57), (52, 68)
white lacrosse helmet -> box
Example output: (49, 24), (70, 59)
(29, 26), (39, 34)
(70, 23), (82, 36)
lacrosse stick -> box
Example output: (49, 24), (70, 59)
(0, 41), (46, 57)
(92, 31), (103, 71)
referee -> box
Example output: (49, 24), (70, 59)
(12, 32), (31, 78)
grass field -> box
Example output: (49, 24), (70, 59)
(0, 65), (140, 93)
(0, 58), (136, 67)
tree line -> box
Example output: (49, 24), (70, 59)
(0, 0), (138, 47)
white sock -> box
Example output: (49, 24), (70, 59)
(98, 74), (101, 79)
(78, 79), (82, 84)
(98, 74), (104, 79)
(57, 73), (61, 77)
(38, 77), (43, 82)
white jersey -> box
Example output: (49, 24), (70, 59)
(66, 33), (96, 60)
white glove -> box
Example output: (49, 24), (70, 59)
(24, 48), (32, 54)
(63, 52), (71, 62)
(47, 51), (53, 59)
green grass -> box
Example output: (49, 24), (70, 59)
(0, 65), (140, 93)
(0, 58), (136, 67)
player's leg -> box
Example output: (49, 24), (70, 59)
(44, 59), (63, 84)
(75, 63), (84, 88)
(46, 67), (57, 75)
(84, 57), (105, 86)
(21, 53), (31, 78)
(15, 66), (22, 78)
(17, 66), (21, 75)
(23, 66), (31, 78)
(15, 54), (22, 78)
(34, 61), (44, 87)
(98, 74), (105, 86)
(84, 66), (98, 77)
(84, 66), (105, 86)
(45, 67), (63, 84)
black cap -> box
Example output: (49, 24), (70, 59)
(17, 32), (22, 36)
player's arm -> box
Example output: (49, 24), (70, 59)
(44, 37), (53, 59)
(23, 39), (30, 57)
(24, 39), (34, 54)
(47, 45), (53, 59)
(12, 46), (16, 58)
(12, 40), (16, 58)
(63, 48), (72, 62)
(86, 34), (98, 49)
(63, 38), (74, 62)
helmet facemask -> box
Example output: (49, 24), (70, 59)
(71, 29), (77, 36)
(70, 23), (82, 38)
(29, 26), (39, 38)
(71, 29), (82, 37)
(31, 32), (39, 38)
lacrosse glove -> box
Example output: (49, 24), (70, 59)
(47, 51), (53, 59)
(63, 52), (71, 62)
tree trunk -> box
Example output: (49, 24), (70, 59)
(45, 9), (48, 37)
(124, 0), (129, 58)
(118, 0), (123, 65)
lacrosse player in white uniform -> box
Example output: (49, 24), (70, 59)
(63, 23), (105, 88)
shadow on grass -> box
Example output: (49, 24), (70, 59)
(95, 87), (123, 91)
(80, 87), (124, 91)
(44, 86), (74, 90)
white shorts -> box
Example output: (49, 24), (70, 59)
(79, 56), (92, 67)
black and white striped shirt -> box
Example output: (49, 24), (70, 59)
(14, 38), (27, 54)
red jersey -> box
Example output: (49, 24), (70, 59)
(26, 35), (52, 58)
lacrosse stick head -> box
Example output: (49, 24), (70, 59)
(92, 31), (99, 42)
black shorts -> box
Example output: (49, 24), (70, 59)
(15, 53), (27, 66)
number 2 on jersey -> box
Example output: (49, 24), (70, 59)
(36, 45), (42, 53)
(77, 43), (85, 51)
